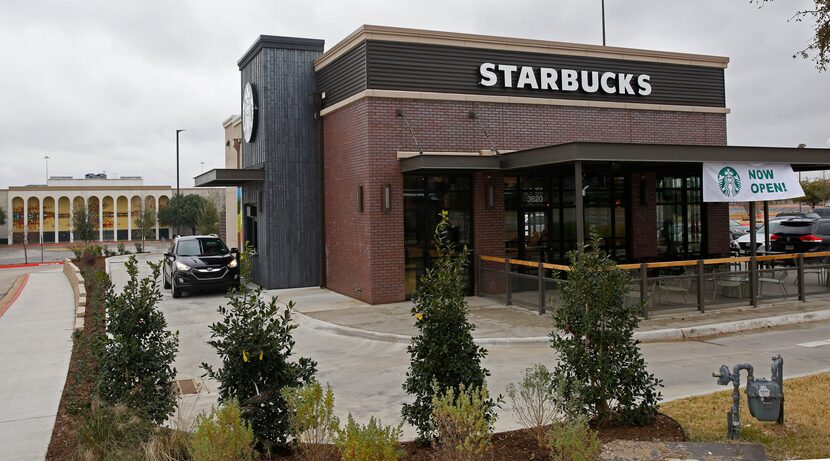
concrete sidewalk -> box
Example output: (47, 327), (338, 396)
(265, 286), (830, 344)
(0, 268), (74, 461)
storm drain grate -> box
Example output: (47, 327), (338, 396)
(175, 378), (202, 395)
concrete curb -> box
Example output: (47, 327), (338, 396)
(292, 307), (830, 345)
(62, 259), (86, 331)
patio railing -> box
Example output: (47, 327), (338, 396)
(475, 251), (830, 318)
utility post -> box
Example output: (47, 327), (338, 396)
(176, 129), (185, 236)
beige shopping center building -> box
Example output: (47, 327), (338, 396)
(2, 175), (225, 245)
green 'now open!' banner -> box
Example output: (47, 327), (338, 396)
(703, 163), (805, 203)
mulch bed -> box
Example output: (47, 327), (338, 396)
(267, 414), (685, 460)
(45, 256), (107, 461)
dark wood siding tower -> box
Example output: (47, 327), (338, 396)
(238, 35), (325, 289)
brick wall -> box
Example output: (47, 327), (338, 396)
(629, 172), (658, 261)
(323, 97), (727, 304)
(705, 202), (731, 257)
(472, 172), (506, 295)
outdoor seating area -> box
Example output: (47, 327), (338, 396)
(477, 253), (830, 316)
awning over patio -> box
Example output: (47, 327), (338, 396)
(399, 142), (830, 173)
(194, 168), (264, 187)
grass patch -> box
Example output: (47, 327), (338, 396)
(662, 372), (830, 461)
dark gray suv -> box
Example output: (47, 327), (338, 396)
(162, 235), (240, 298)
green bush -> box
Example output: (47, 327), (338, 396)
(202, 287), (317, 448)
(97, 257), (179, 423)
(282, 381), (340, 461)
(134, 242), (144, 253)
(431, 383), (493, 461)
(507, 363), (570, 447)
(190, 400), (255, 461)
(402, 211), (493, 441)
(117, 242), (130, 255)
(335, 414), (403, 461)
(547, 419), (602, 461)
(550, 237), (662, 426)
(76, 400), (155, 461)
(71, 245), (84, 260)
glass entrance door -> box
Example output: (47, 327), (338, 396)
(404, 175), (472, 298)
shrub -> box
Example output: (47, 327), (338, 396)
(431, 383), (493, 461)
(82, 244), (102, 265)
(550, 237), (662, 426)
(282, 381), (340, 461)
(335, 414), (403, 461)
(202, 287), (317, 448)
(71, 245), (84, 260)
(402, 211), (493, 441)
(547, 418), (602, 461)
(97, 257), (179, 423)
(135, 242), (144, 254)
(103, 245), (117, 257)
(76, 400), (155, 461)
(117, 242), (129, 255)
(190, 400), (255, 461)
(507, 363), (566, 447)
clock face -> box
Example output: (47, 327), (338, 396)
(242, 82), (257, 143)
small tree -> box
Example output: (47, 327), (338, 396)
(753, 0), (830, 72)
(135, 206), (157, 242)
(202, 288), (317, 448)
(73, 205), (98, 243)
(197, 199), (220, 235)
(550, 237), (662, 426)
(799, 178), (830, 209)
(97, 256), (179, 423)
(402, 211), (493, 441)
(158, 194), (206, 235)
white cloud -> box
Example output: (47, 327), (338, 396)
(0, 0), (828, 189)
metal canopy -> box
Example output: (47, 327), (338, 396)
(194, 168), (264, 187)
(399, 142), (830, 173)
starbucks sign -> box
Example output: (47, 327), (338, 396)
(703, 163), (804, 203)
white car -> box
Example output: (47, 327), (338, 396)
(731, 220), (785, 254)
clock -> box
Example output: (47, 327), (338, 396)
(242, 82), (257, 143)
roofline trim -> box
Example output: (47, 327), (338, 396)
(319, 89), (730, 117)
(239, 35), (324, 69)
(315, 25), (730, 71)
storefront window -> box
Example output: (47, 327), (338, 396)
(584, 176), (626, 259)
(504, 174), (577, 264)
(657, 176), (703, 259)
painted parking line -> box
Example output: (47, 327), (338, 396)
(797, 339), (830, 348)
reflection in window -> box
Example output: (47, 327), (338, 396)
(657, 176), (702, 259)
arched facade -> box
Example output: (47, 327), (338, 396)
(6, 189), (173, 245)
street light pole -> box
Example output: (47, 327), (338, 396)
(176, 129), (185, 236)
(601, 0), (606, 46)
(44, 155), (50, 183)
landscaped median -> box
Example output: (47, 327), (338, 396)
(661, 372), (830, 461)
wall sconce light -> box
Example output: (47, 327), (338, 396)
(356, 185), (364, 212)
(383, 184), (392, 212)
(487, 184), (495, 209)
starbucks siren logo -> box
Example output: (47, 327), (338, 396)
(718, 166), (741, 198)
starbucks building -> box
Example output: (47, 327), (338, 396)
(196, 25), (830, 304)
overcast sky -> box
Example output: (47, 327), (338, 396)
(1, 0), (828, 188)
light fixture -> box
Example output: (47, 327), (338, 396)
(383, 184), (392, 212)
(487, 183), (495, 209)
(357, 185), (364, 213)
